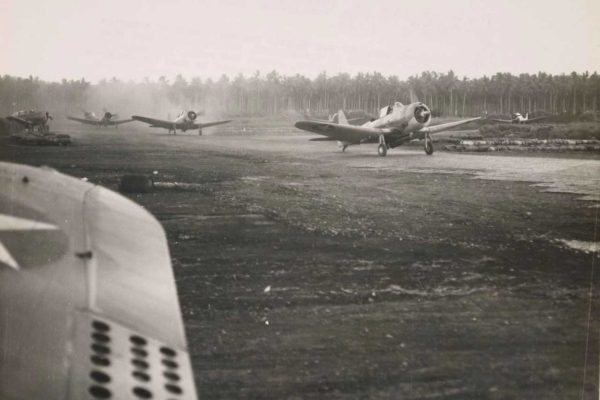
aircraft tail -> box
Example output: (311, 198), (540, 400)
(337, 110), (349, 125)
(525, 113), (529, 120)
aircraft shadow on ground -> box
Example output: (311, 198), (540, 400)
(331, 151), (430, 159)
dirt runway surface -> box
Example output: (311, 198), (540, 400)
(1, 127), (599, 399)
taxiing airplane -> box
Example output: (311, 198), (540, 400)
(295, 101), (482, 156)
(490, 112), (548, 124)
(0, 162), (197, 399)
(67, 110), (134, 127)
(7, 109), (53, 133)
(132, 111), (232, 135)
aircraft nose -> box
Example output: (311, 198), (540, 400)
(414, 105), (431, 124)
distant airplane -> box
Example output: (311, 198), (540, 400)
(0, 161), (197, 399)
(7, 109), (53, 133)
(490, 112), (548, 124)
(295, 100), (482, 156)
(67, 110), (134, 127)
(132, 111), (232, 135)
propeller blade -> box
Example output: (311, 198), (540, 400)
(410, 89), (419, 103)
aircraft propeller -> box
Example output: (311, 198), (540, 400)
(414, 104), (431, 123)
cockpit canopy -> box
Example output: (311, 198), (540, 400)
(379, 102), (404, 118)
(379, 106), (392, 118)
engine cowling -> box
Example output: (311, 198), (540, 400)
(104, 112), (112, 120)
(414, 104), (431, 124)
(187, 111), (197, 121)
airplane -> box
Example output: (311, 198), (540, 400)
(0, 162), (197, 399)
(7, 109), (53, 133)
(67, 110), (134, 127)
(132, 111), (232, 135)
(294, 100), (483, 156)
(489, 112), (548, 124)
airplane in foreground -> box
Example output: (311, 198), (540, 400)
(132, 111), (232, 135)
(489, 112), (548, 124)
(67, 110), (134, 127)
(7, 109), (53, 133)
(295, 100), (483, 156)
(0, 162), (197, 399)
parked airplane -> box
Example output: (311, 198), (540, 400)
(0, 162), (197, 399)
(7, 109), (53, 133)
(132, 111), (231, 135)
(490, 112), (548, 124)
(67, 110), (134, 127)
(295, 101), (482, 156)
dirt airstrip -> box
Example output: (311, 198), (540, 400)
(1, 123), (599, 399)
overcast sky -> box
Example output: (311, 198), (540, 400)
(1, 0), (598, 82)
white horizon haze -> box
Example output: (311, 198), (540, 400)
(1, 0), (599, 83)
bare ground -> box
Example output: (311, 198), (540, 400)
(1, 125), (599, 399)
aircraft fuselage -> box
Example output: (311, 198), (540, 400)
(512, 113), (529, 123)
(11, 110), (52, 132)
(168, 111), (199, 133)
(363, 102), (432, 136)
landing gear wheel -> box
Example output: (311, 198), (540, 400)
(198, 129), (203, 136)
(378, 143), (387, 157)
(424, 137), (434, 155)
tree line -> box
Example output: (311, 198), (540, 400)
(1, 71), (599, 118)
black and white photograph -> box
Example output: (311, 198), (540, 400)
(0, 0), (599, 398)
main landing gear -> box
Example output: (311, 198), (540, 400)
(424, 133), (434, 155)
(378, 135), (388, 157)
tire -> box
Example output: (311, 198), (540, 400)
(378, 143), (387, 157)
(425, 140), (434, 155)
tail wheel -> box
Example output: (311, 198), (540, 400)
(378, 143), (387, 157)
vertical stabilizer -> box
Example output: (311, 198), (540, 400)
(337, 110), (348, 125)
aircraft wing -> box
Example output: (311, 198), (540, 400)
(6, 116), (33, 127)
(295, 120), (388, 144)
(67, 116), (103, 126)
(489, 118), (514, 123)
(194, 120), (232, 129)
(522, 116), (548, 123)
(0, 162), (197, 400)
(418, 117), (482, 135)
(132, 115), (173, 128)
